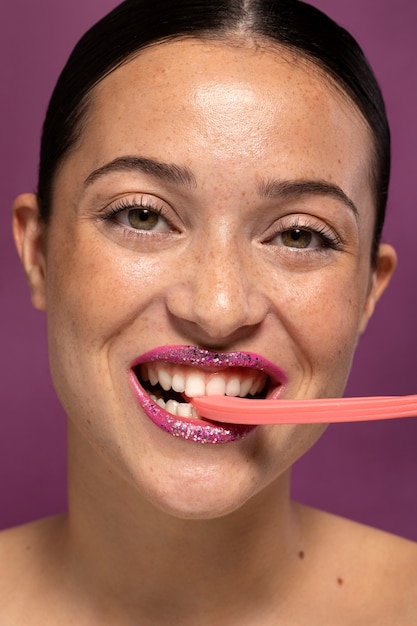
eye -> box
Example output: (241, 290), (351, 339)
(268, 217), (342, 252)
(280, 228), (315, 249)
(121, 207), (169, 232)
(103, 196), (174, 234)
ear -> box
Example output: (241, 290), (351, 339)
(359, 243), (397, 334)
(12, 193), (47, 311)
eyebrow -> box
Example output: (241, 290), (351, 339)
(258, 179), (359, 218)
(84, 155), (359, 218)
(84, 156), (197, 188)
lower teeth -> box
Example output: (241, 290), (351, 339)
(150, 394), (199, 419)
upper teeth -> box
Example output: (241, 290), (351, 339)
(140, 364), (267, 399)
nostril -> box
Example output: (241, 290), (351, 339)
(164, 267), (268, 341)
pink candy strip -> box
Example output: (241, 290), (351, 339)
(191, 395), (417, 425)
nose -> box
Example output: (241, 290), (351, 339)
(165, 232), (269, 344)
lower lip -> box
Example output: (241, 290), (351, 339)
(129, 372), (256, 444)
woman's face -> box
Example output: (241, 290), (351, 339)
(15, 39), (395, 518)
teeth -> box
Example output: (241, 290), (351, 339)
(239, 377), (254, 397)
(172, 373), (186, 393)
(157, 367), (172, 392)
(226, 377), (241, 397)
(165, 399), (179, 414)
(206, 376), (227, 396)
(148, 367), (158, 387)
(250, 377), (264, 396)
(142, 363), (269, 421)
(177, 403), (193, 418)
(151, 395), (199, 419)
(184, 373), (206, 398)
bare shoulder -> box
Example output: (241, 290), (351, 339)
(0, 515), (66, 623)
(0, 514), (65, 567)
(297, 504), (417, 624)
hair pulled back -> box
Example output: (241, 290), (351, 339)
(38, 0), (390, 263)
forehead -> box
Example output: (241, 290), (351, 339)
(68, 38), (374, 206)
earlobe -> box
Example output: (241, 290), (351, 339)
(359, 243), (397, 334)
(12, 193), (47, 311)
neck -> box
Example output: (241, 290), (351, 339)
(60, 422), (304, 624)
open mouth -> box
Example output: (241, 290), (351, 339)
(134, 363), (270, 420)
(130, 346), (287, 444)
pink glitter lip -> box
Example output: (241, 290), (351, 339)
(129, 345), (287, 444)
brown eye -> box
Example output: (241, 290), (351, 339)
(281, 229), (313, 249)
(127, 209), (159, 230)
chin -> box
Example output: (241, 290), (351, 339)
(148, 490), (255, 521)
(133, 458), (266, 521)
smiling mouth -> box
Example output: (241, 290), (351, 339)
(134, 363), (270, 420)
(129, 346), (287, 444)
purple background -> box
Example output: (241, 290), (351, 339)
(1, 0), (416, 539)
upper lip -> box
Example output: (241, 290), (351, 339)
(131, 345), (287, 399)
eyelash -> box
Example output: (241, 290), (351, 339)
(101, 197), (172, 234)
(100, 199), (342, 254)
(270, 217), (342, 251)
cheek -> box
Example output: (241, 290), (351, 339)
(42, 230), (176, 413)
(273, 266), (370, 394)
(45, 234), (172, 346)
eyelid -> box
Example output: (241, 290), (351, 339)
(100, 193), (178, 235)
(104, 193), (168, 214)
(265, 214), (343, 250)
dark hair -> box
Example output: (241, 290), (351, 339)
(38, 0), (390, 264)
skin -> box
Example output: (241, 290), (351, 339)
(3, 38), (416, 625)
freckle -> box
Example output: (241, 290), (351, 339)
(25, 545), (31, 551)
(337, 577), (344, 586)
(298, 550), (305, 560)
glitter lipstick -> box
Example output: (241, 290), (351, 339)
(129, 345), (287, 444)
